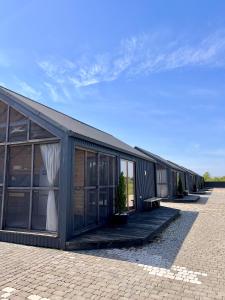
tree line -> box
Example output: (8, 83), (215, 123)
(203, 172), (225, 182)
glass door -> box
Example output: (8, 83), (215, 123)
(85, 151), (98, 226)
(73, 148), (116, 232)
(120, 159), (136, 211)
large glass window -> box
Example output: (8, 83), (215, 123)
(73, 148), (116, 232)
(156, 166), (168, 198)
(30, 122), (54, 140)
(120, 159), (135, 210)
(86, 189), (97, 226)
(127, 161), (135, 209)
(5, 190), (30, 229)
(109, 156), (115, 186)
(5, 143), (60, 232)
(31, 190), (48, 230)
(0, 101), (7, 142)
(73, 190), (85, 230)
(99, 154), (108, 186)
(0, 101), (59, 233)
(31, 190), (58, 231)
(86, 151), (97, 186)
(8, 145), (31, 187)
(120, 159), (127, 177)
(0, 188), (2, 221)
(33, 143), (60, 232)
(33, 145), (59, 187)
(0, 146), (4, 183)
(9, 108), (28, 142)
(99, 188), (108, 223)
(73, 149), (85, 230)
(74, 149), (85, 188)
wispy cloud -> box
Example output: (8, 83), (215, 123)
(38, 30), (225, 88)
(44, 82), (59, 102)
(17, 80), (42, 100)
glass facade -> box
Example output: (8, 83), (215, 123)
(156, 166), (168, 198)
(0, 100), (60, 233)
(120, 159), (135, 210)
(5, 190), (30, 229)
(73, 148), (116, 231)
(9, 108), (28, 142)
(0, 101), (7, 142)
(8, 145), (32, 187)
(30, 121), (54, 140)
(0, 146), (4, 183)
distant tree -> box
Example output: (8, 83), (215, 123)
(203, 172), (211, 182)
(203, 171), (225, 182)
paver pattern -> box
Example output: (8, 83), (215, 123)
(0, 188), (225, 299)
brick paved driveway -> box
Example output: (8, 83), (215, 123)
(0, 188), (225, 300)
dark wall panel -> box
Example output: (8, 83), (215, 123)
(136, 159), (156, 211)
(0, 231), (60, 248)
(205, 182), (225, 188)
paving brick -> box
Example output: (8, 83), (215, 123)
(0, 189), (224, 299)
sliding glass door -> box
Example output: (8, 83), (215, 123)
(120, 159), (135, 211)
(73, 148), (116, 232)
(156, 166), (168, 198)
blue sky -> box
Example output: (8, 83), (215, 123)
(0, 0), (225, 176)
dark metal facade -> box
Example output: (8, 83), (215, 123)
(135, 158), (156, 210)
(0, 87), (203, 249)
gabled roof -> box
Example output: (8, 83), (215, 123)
(135, 146), (184, 172)
(166, 160), (200, 176)
(0, 86), (156, 162)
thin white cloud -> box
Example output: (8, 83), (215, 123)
(38, 30), (225, 88)
(44, 82), (66, 103)
(17, 80), (41, 100)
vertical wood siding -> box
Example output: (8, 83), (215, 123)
(136, 159), (156, 211)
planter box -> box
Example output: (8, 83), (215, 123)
(111, 214), (128, 225)
(177, 194), (184, 199)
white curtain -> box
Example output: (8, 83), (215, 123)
(40, 143), (61, 231)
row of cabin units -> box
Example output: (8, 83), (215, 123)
(0, 86), (203, 249)
(135, 148), (204, 199)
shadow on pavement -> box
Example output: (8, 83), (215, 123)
(76, 210), (198, 269)
(189, 194), (210, 205)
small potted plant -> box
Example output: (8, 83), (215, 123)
(112, 172), (128, 225)
(177, 176), (184, 198)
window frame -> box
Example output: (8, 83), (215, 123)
(0, 100), (61, 233)
(120, 158), (136, 211)
(73, 146), (117, 232)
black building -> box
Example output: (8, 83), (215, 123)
(0, 86), (157, 249)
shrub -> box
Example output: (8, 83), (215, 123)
(116, 172), (127, 214)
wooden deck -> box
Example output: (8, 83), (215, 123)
(66, 207), (180, 250)
(162, 195), (200, 203)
